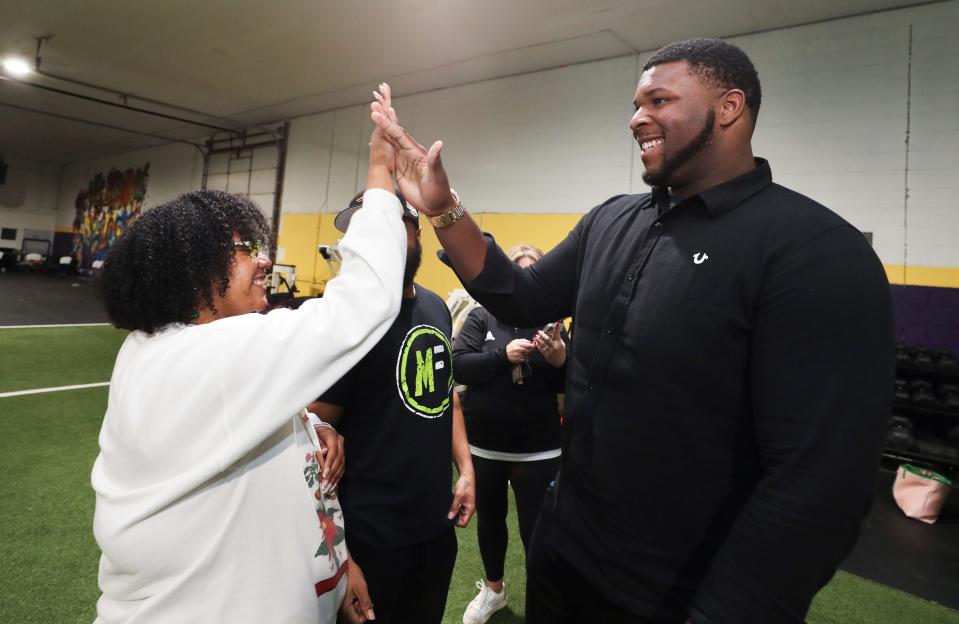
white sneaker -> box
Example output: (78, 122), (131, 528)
(463, 580), (507, 624)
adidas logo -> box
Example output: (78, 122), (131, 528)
(485, 331), (495, 341)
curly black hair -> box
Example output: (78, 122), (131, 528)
(99, 189), (271, 334)
(644, 38), (761, 120)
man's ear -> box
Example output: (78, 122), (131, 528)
(719, 89), (747, 127)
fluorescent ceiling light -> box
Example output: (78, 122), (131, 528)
(2, 57), (33, 77)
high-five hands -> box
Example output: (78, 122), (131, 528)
(369, 83), (456, 217)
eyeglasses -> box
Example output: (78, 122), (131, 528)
(233, 240), (267, 259)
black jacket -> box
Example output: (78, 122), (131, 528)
(452, 306), (566, 453)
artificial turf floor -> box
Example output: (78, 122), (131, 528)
(1, 326), (957, 623)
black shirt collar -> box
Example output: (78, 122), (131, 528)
(651, 158), (772, 218)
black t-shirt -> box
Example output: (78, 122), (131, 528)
(319, 286), (455, 548)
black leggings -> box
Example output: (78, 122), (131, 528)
(471, 453), (560, 582)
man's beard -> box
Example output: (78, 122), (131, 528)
(404, 239), (422, 287)
(641, 108), (715, 188)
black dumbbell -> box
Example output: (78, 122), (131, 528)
(939, 384), (959, 412)
(910, 379), (937, 406)
(936, 350), (959, 372)
(913, 348), (935, 368)
(896, 345), (913, 366)
(894, 378), (910, 404)
(886, 415), (916, 451)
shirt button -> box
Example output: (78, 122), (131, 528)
(588, 384), (597, 391)
(654, 221), (663, 228)
(605, 327), (616, 335)
(625, 272), (634, 281)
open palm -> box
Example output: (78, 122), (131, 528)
(370, 83), (455, 216)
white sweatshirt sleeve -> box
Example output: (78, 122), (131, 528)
(106, 188), (406, 474)
(215, 188), (405, 462)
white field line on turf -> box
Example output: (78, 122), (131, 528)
(0, 323), (110, 329)
(0, 382), (110, 399)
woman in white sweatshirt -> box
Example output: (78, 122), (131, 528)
(92, 121), (406, 624)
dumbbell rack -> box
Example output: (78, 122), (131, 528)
(883, 346), (959, 474)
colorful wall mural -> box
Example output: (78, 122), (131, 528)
(71, 163), (150, 269)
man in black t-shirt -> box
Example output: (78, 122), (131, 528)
(308, 191), (475, 624)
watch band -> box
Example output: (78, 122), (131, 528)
(429, 189), (466, 228)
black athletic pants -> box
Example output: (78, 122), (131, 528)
(346, 528), (457, 624)
(471, 453), (560, 582)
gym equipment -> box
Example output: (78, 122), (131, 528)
(913, 348), (934, 368)
(937, 350), (959, 372)
(939, 384), (959, 412)
(895, 344), (912, 366)
(910, 379), (937, 406)
(894, 378), (910, 405)
(884, 343), (959, 472)
(886, 415), (916, 452)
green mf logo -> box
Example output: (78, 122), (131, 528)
(414, 348), (435, 396)
(397, 324), (453, 419)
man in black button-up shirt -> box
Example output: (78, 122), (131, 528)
(369, 38), (893, 624)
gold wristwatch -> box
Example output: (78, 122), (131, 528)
(429, 189), (466, 228)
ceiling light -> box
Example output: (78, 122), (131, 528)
(2, 57), (33, 77)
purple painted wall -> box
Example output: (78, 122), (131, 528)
(891, 285), (959, 356)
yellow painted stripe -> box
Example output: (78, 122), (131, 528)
(276, 212), (322, 292)
(419, 213), (581, 300)
(279, 211), (959, 296)
(885, 265), (959, 288)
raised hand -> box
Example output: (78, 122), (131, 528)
(369, 83), (456, 216)
(366, 112), (395, 192)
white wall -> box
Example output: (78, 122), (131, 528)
(205, 142), (281, 223)
(903, 15), (959, 268)
(54, 142), (204, 230)
(0, 158), (61, 250)
(282, 55), (640, 218)
(284, 106), (367, 215)
(281, 0), (959, 270)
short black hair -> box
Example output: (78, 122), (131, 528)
(99, 189), (271, 334)
(644, 38), (761, 119)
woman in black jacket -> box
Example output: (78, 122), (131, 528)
(454, 244), (568, 624)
